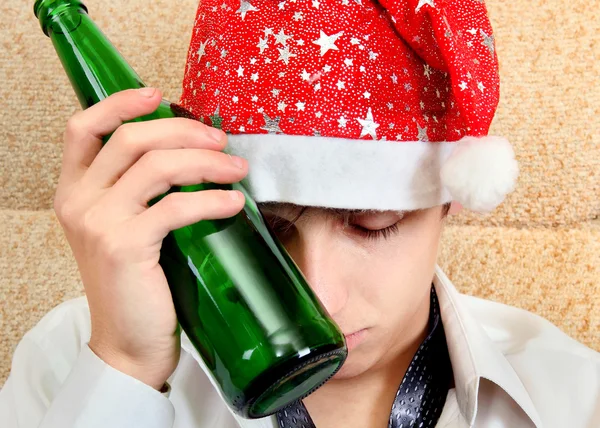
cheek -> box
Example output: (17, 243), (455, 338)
(369, 229), (441, 300)
(353, 222), (443, 343)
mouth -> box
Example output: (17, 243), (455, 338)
(343, 328), (368, 351)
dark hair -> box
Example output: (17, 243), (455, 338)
(258, 202), (452, 228)
(441, 202), (452, 217)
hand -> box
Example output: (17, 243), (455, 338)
(53, 88), (248, 389)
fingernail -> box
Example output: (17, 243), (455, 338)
(208, 126), (224, 143)
(139, 87), (156, 97)
(229, 190), (241, 201)
(228, 154), (244, 169)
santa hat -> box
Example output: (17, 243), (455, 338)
(180, 0), (518, 213)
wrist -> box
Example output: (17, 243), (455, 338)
(88, 340), (174, 390)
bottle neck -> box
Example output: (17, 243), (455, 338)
(35, 0), (145, 109)
(35, 0), (88, 37)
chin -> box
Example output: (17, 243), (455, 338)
(330, 348), (373, 380)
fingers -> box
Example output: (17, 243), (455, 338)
(133, 189), (246, 244)
(109, 149), (248, 209)
(83, 117), (226, 189)
(59, 88), (162, 186)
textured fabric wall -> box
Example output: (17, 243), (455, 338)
(1, 0), (598, 386)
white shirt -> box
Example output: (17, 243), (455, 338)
(1, 266), (598, 428)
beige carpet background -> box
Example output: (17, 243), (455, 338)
(1, 0), (599, 386)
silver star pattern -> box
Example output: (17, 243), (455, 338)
(415, 0), (435, 13)
(313, 31), (344, 56)
(417, 124), (429, 142)
(236, 0), (258, 20)
(480, 29), (495, 55)
(423, 64), (432, 79)
(260, 113), (283, 134)
(183, 0), (498, 143)
(274, 29), (292, 46)
(196, 39), (209, 62)
(278, 46), (297, 64)
(257, 37), (269, 53)
(357, 108), (379, 139)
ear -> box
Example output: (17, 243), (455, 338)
(448, 201), (463, 216)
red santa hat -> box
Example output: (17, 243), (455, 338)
(180, 0), (519, 213)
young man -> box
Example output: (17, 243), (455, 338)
(1, 0), (599, 427)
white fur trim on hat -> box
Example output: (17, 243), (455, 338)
(226, 134), (518, 213)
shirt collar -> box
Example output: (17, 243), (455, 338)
(433, 265), (543, 428)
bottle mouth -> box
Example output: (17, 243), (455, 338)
(247, 347), (346, 418)
(34, 0), (88, 36)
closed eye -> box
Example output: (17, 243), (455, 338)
(348, 222), (401, 241)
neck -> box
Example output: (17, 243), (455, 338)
(303, 293), (431, 428)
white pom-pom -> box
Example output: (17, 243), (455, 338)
(440, 136), (519, 213)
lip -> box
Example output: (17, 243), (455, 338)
(344, 329), (368, 352)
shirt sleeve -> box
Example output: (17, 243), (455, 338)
(0, 299), (175, 428)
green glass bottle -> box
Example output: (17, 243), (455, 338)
(34, 0), (346, 418)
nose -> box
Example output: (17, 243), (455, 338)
(282, 224), (349, 318)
